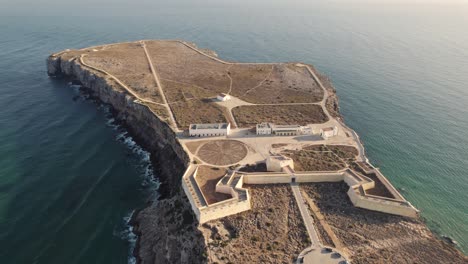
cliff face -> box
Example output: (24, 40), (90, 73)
(47, 54), (206, 263)
(48, 54), (189, 196)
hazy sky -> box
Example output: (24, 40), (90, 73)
(1, 0), (467, 16)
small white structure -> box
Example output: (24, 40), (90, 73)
(189, 123), (231, 137)
(300, 126), (313, 135)
(256, 122), (273, 135)
(266, 155), (294, 172)
(320, 126), (338, 139)
(216, 93), (231, 102)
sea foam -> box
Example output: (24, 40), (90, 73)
(104, 111), (160, 264)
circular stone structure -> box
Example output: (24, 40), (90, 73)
(197, 140), (248, 166)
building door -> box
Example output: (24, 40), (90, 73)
(292, 177), (296, 183)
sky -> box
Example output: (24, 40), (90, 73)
(1, 0), (468, 16)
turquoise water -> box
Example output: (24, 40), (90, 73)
(1, 1), (467, 262)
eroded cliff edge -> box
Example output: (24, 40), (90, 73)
(47, 54), (207, 263)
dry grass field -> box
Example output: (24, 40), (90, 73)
(146, 103), (170, 121)
(235, 64), (324, 104)
(83, 43), (164, 103)
(301, 183), (467, 264)
(146, 42), (324, 104)
(282, 145), (358, 171)
(170, 100), (227, 129)
(160, 79), (217, 103)
(201, 184), (309, 263)
(232, 104), (328, 127)
(146, 41), (231, 95)
(73, 41), (330, 128)
(195, 166), (231, 204)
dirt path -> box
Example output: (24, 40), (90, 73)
(140, 41), (179, 130)
(80, 54), (163, 107)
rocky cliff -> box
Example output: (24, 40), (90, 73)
(47, 54), (206, 263)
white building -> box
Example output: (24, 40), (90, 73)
(256, 122), (272, 135)
(189, 123), (231, 137)
(271, 124), (302, 136)
(216, 93), (231, 102)
(266, 155), (294, 172)
(320, 126), (338, 139)
(256, 123), (312, 136)
(300, 126), (313, 135)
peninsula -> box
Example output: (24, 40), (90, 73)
(47, 40), (467, 264)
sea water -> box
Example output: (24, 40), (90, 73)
(0, 1), (467, 263)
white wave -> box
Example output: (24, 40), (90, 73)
(102, 113), (160, 264)
(68, 82), (82, 91)
(116, 210), (138, 264)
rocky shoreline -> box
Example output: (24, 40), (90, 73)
(47, 44), (466, 263)
(47, 53), (207, 263)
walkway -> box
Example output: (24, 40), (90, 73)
(140, 41), (179, 130)
(79, 53), (179, 129)
(183, 167), (207, 208)
(290, 182), (321, 246)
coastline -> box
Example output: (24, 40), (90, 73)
(46, 40), (467, 263)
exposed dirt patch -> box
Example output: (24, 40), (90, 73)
(301, 182), (468, 264)
(196, 166), (231, 204)
(200, 184), (309, 263)
(271, 143), (288, 148)
(185, 140), (208, 155)
(233, 104), (328, 128)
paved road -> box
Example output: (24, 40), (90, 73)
(290, 183), (321, 246)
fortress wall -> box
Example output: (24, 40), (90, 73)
(373, 169), (405, 200)
(243, 174), (291, 184)
(192, 168), (210, 205)
(199, 174), (251, 223)
(198, 199), (251, 224)
(295, 172), (344, 183)
(347, 188), (419, 218)
(360, 178), (375, 190)
(181, 165), (202, 222)
(343, 173), (362, 187)
(182, 177), (202, 221)
(215, 184), (232, 195)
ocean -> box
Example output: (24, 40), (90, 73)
(0, 1), (467, 263)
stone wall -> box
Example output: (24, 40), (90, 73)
(240, 169), (419, 219)
(243, 173), (292, 184)
(199, 199), (251, 223)
(347, 188), (418, 218)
